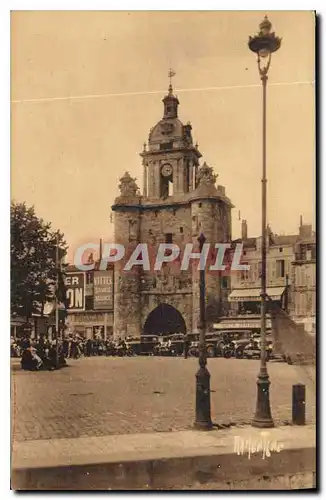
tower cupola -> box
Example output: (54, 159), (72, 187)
(162, 84), (179, 119)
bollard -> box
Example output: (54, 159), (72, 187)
(292, 384), (306, 425)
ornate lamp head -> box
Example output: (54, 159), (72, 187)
(248, 16), (282, 57)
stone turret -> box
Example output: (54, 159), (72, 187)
(190, 162), (233, 329)
(112, 172), (141, 339)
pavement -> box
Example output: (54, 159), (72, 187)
(11, 357), (316, 490)
(12, 423), (316, 469)
(11, 356), (316, 442)
(11, 425), (316, 490)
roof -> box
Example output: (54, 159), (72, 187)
(232, 234), (299, 249)
(232, 237), (256, 248)
(273, 235), (298, 246)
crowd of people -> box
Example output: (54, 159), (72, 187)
(10, 335), (133, 369)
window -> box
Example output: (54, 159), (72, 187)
(160, 142), (173, 150)
(276, 259), (285, 278)
(279, 247), (283, 253)
(221, 277), (229, 289)
(198, 203), (202, 208)
(165, 233), (173, 244)
(180, 227), (183, 233)
(240, 263), (249, 281)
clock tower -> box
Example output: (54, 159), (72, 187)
(112, 83), (233, 339)
(140, 83), (202, 199)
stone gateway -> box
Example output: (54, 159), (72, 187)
(112, 84), (233, 338)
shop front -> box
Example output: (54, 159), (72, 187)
(213, 317), (272, 335)
(67, 311), (114, 339)
(227, 286), (286, 315)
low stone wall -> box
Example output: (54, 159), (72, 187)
(12, 446), (316, 491)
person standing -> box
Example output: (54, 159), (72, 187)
(183, 333), (190, 359)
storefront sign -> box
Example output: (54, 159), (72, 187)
(213, 320), (272, 329)
(70, 313), (103, 324)
(64, 272), (85, 311)
(69, 312), (113, 324)
(93, 270), (114, 310)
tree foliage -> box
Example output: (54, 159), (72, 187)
(11, 201), (68, 319)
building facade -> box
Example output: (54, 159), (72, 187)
(290, 223), (316, 334)
(112, 84), (233, 338)
(229, 220), (297, 315)
(65, 263), (114, 339)
(216, 219), (315, 335)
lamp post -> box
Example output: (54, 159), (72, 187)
(248, 16), (281, 428)
(194, 232), (212, 430)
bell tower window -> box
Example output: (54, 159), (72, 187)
(160, 163), (173, 198)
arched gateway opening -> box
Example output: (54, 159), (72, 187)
(143, 304), (186, 336)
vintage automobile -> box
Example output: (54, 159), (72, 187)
(153, 338), (172, 356)
(169, 334), (186, 356)
(125, 337), (142, 356)
(242, 334), (274, 360)
(126, 336), (159, 356)
(205, 331), (228, 358)
(215, 330), (252, 358)
(161, 333), (198, 357)
(140, 335), (160, 355)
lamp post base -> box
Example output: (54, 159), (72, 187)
(252, 372), (274, 428)
(194, 365), (213, 430)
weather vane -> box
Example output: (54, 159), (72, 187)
(168, 68), (176, 87)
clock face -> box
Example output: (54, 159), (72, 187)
(161, 164), (173, 177)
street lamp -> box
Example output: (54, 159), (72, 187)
(248, 16), (281, 428)
(194, 232), (212, 430)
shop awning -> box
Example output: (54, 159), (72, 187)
(228, 287), (285, 302)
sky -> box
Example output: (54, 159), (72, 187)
(11, 11), (315, 261)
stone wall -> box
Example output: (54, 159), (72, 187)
(113, 196), (231, 336)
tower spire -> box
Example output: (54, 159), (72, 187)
(163, 69), (179, 119)
(168, 68), (176, 93)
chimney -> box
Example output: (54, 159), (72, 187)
(241, 220), (248, 240)
(300, 224), (313, 240)
(300, 215), (303, 228)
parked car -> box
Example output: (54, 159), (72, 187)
(205, 332), (227, 358)
(217, 330), (252, 359)
(125, 337), (141, 356)
(140, 335), (159, 355)
(169, 334), (186, 356)
(242, 334), (274, 360)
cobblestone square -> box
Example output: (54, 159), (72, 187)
(11, 357), (316, 442)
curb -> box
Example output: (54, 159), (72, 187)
(12, 445), (316, 490)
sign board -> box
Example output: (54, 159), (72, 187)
(213, 320), (272, 330)
(64, 272), (85, 311)
(93, 270), (114, 310)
